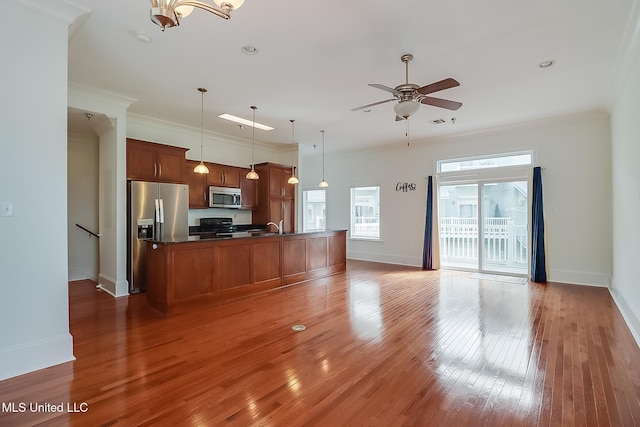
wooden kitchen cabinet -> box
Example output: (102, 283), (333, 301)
(127, 138), (188, 183)
(184, 160), (209, 209)
(254, 163), (296, 232)
(185, 161), (257, 210)
(146, 230), (346, 316)
(207, 164), (240, 188)
(240, 171), (257, 210)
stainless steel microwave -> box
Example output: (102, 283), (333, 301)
(209, 186), (241, 209)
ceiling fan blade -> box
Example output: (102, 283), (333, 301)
(420, 96), (463, 111)
(351, 98), (396, 112)
(416, 78), (460, 95)
(368, 84), (401, 96)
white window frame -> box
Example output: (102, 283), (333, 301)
(350, 186), (381, 241)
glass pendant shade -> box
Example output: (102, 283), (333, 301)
(214, 0), (245, 10)
(394, 100), (420, 119)
(319, 180), (329, 188)
(194, 161), (209, 174)
(287, 175), (299, 184)
(175, 4), (194, 17)
(246, 168), (259, 180)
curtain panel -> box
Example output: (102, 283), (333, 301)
(531, 166), (547, 282)
(422, 176), (440, 270)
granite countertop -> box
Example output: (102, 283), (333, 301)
(152, 229), (347, 244)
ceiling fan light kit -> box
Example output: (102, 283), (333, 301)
(150, 0), (245, 30)
(351, 53), (463, 121)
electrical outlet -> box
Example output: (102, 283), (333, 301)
(1, 202), (13, 217)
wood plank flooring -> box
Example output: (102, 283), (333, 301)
(1, 260), (639, 426)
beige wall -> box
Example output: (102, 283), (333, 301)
(611, 46), (640, 343)
(301, 111), (613, 287)
(68, 133), (100, 281)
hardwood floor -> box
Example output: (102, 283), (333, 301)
(1, 260), (639, 426)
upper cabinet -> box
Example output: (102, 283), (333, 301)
(184, 160), (209, 209)
(184, 160), (257, 210)
(253, 163), (296, 232)
(127, 138), (188, 183)
(268, 166), (295, 199)
(207, 164), (240, 188)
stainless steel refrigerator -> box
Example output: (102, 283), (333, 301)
(127, 181), (189, 294)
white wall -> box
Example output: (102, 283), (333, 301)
(610, 49), (640, 343)
(68, 132), (99, 281)
(300, 112), (613, 287)
(0, 0), (77, 380)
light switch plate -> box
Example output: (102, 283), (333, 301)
(1, 202), (13, 217)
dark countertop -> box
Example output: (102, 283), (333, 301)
(152, 229), (347, 245)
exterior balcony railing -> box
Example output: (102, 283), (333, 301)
(439, 217), (528, 271)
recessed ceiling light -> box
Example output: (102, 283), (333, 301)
(218, 113), (274, 131)
(538, 60), (554, 68)
(241, 45), (258, 55)
(136, 32), (151, 43)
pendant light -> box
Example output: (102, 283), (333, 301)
(319, 130), (328, 188)
(245, 106), (259, 180)
(287, 119), (299, 184)
(193, 88), (210, 174)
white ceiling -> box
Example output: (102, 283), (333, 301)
(67, 0), (639, 153)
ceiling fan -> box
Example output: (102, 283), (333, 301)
(351, 54), (463, 121)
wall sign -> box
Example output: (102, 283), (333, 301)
(396, 182), (417, 192)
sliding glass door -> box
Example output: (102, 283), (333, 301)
(480, 181), (528, 275)
(439, 183), (479, 270)
(439, 180), (529, 275)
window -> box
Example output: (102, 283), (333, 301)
(302, 189), (326, 232)
(437, 152), (532, 173)
(350, 186), (380, 239)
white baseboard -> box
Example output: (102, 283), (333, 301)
(609, 288), (640, 348)
(0, 334), (75, 381)
(347, 251), (422, 267)
(547, 268), (611, 287)
(97, 274), (129, 297)
(68, 267), (98, 282)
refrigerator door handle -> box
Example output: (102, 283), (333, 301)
(154, 198), (160, 223)
(159, 199), (165, 224)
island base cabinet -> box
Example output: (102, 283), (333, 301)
(146, 231), (346, 316)
(282, 231), (347, 286)
(147, 237), (282, 315)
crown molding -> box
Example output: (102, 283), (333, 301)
(12, 0), (90, 26)
(127, 113), (289, 154)
(68, 82), (137, 117)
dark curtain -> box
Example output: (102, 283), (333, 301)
(422, 176), (434, 270)
(531, 167), (547, 282)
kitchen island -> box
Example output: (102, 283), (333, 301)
(146, 230), (347, 315)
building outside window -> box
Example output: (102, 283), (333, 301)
(302, 189), (326, 232)
(350, 186), (380, 239)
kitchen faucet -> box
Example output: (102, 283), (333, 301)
(267, 220), (284, 234)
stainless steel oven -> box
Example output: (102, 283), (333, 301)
(209, 186), (241, 209)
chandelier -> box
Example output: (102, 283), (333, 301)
(150, 0), (245, 30)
